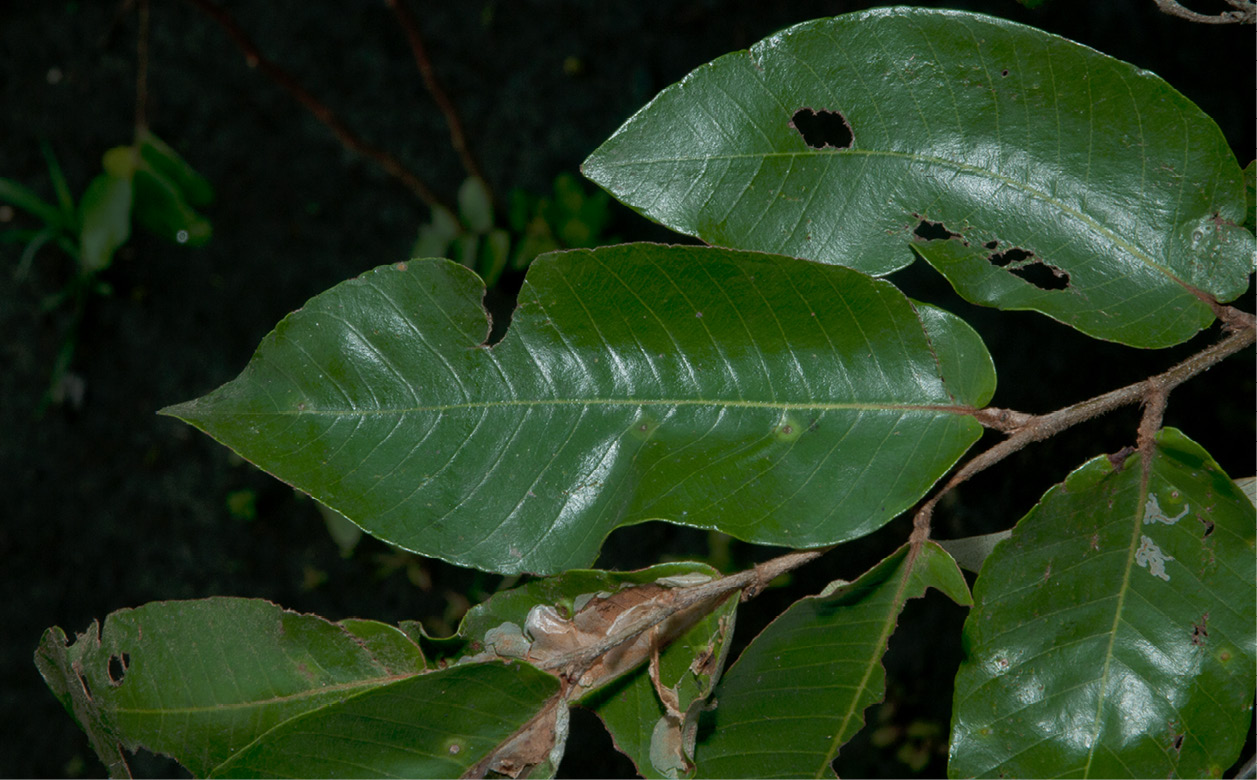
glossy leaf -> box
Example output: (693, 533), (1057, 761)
(35, 597), (425, 777)
(583, 8), (1252, 348)
(210, 661), (562, 779)
(162, 244), (995, 574)
(1244, 160), (1255, 233)
(950, 428), (1256, 778)
(693, 541), (972, 778)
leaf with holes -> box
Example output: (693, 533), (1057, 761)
(691, 541), (971, 778)
(161, 244), (995, 575)
(34, 597), (428, 777)
(949, 428), (1256, 778)
(582, 8), (1252, 348)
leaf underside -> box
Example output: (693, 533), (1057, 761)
(583, 7), (1253, 348)
(950, 428), (1257, 778)
(163, 244), (994, 574)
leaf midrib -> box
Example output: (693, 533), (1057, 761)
(233, 398), (978, 417)
(113, 672), (415, 717)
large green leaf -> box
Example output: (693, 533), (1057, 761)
(210, 661), (562, 778)
(692, 541), (971, 778)
(35, 597), (426, 777)
(582, 8), (1252, 348)
(162, 244), (995, 574)
(950, 428), (1256, 778)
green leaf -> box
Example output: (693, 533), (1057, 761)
(479, 227), (512, 288)
(1243, 160), (1255, 234)
(34, 597), (426, 777)
(458, 176), (494, 233)
(40, 140), (76, 216)
(582, 8), (1252, 348)
(162, 244), (995, 574)
(693, 541), (971, 778)
(209, 661), (562, 779)
(101, 146), (139, 179)
(132, 161), (213, 246)
(77, 172), (133, 273)
(950, 428), (1256, 778)
(0, 177), (69, 230)
(137, 129), (215, 207)
(413, 204), (461, 258)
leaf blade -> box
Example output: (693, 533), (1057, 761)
(163, 245), (995, 574)
(582, 8), (1252, 348)
(35, 597), (426, 777)
(949, 428), (1257, 778)
(692, 541), (971, 778)
(209, 662), (561, 779)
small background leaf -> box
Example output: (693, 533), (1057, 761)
(137, 129), (214, 207)
(583, 8), (1252, 347)
(77, 173), (132, 273)
(0, 177), (69, 230)
(692, 542), (971, 778)
(950, 428), (1256, 778)
(163, 245), (995, 574)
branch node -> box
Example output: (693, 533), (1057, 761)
(973, 406), (1034, 433)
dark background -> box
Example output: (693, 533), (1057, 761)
(2, 1), (1252, 777)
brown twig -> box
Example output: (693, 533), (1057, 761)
(537, 547), (829, 676)
(911, 313), (1256, 545)
(1152, 0), (1255, 24)
(385, 0), (486, 188)
(134, 0), (150, 133)
(182, 0), (452, 212)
